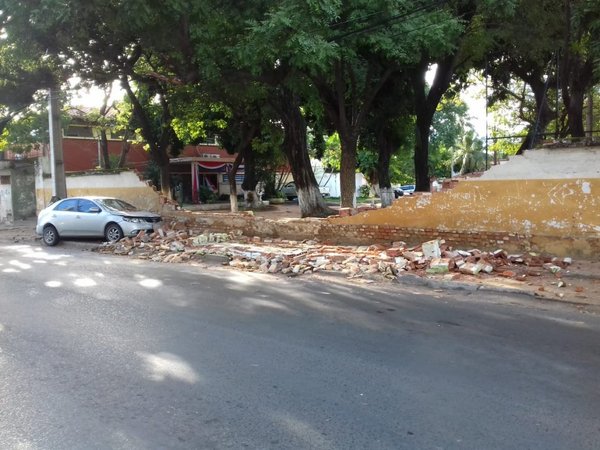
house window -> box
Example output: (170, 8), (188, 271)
(222, 174), (244, 183)
(0, 175), (10, 185)
(64, 125), (95, 138)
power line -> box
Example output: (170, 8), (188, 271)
(329, 9), (388, 30)
(387, 6), (477, 40)
(388, 13), (465, 39)
(329, 0), (447, 30)
(329, 0), (449, 42)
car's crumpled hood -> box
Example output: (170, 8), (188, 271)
(110, 210), (161, 219)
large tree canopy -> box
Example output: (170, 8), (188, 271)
(0, 0), (598, 214)
(241, 0), (463, 203)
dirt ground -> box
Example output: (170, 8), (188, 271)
(189, 201), (322, 220)
(251, 202), (306, 219)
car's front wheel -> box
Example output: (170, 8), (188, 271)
(105, 223), (124, 242)
(42, 225), (60, 246)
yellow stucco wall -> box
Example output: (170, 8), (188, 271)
(36, 187), (161, 213)
(331, 179), (599, 239)
(36, 172), (162, 213)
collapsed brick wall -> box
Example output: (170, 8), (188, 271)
(318, 222), (528, 249)
(329, 177), (600, 259)
(164, 210), (599, 258)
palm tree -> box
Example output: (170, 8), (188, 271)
(451, 130), (486, 176)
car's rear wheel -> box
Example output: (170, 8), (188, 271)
(42, 225), (60, 246)
(105, 223), (124, 242)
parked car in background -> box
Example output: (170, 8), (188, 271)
(393, 186), (405, 198)
(36, 196), (162, 246)
(392, 184), (416, 198)
(319, 186), (330, 197)
(400, 184), (415, 195)
(280, 182), (297, 200)
(279, 182), (330, 200)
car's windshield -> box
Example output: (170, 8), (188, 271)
(96, 198), (139, 212)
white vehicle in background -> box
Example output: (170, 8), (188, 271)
(319, 186), (330, 197)
(280, 182), (330, 200)
(392, 184), (416, 198)
(400, 184), (416, 195)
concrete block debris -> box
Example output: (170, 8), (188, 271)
(459, 262), (483, 275)
(422, 239), (441, 259)
(426, 258), (451, 274)
(94, 220), (574, 285)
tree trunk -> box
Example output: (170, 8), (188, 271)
(241, 146), (261, 209)
(273, 88), (335, 218)
(98, 86), (112, 170)
(413, 66), (434, 188)
(376, 126), (394, 207)
(117, 137), (131, 168)
(99, 129), (110, 169)
(159, 164), (170, 198)
(228, 151), (244, 213)
(560, 1), (594, 139)
(566, 84), (586, 138)
(339, 135), (357, 208)
(414, 112), (431, 192)
(313, 61), (393, 208)
(413, 54), (456, 192)
(121, 75), (172, 195)
(413, 58), (448, 191)
(517, 75), (555, 153)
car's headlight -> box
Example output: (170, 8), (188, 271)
(122, 217), (143, 223)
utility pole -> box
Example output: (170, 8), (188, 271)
(48, 87), (67, 200)
(587, 90), (593, 139)
(485, 58), (489, 170)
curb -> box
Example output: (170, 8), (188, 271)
(396, 272), (597, 308)
(395, 273), (529, 296)
(311, 269), (597, 308)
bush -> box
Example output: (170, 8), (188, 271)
(143, 161), (160, 189)
(358, 184), (371, 198)
(198, 186), (218, 203)
(272, 190), (286, 199)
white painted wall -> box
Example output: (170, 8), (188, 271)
(0, 183), (12, 223)
(36, 169), (162, 212)
(480, 147), (600, 180)
(311, 159), (367, 197)
(37, 170), (154, 193)
(0, 166), (12, 223)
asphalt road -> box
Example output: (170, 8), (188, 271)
(0, 240), (599, 450)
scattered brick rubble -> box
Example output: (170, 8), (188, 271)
(94, 220), (574, 286)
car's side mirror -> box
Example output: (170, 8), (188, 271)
(88, 207), (101, 213)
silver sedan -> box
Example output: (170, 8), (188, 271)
(36, 196), (162, 246)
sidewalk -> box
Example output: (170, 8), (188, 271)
(0, 217), (37, 230)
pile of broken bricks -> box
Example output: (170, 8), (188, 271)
(94, 221), (573, 290)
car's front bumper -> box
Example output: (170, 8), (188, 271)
(120, 220), (161, 237)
